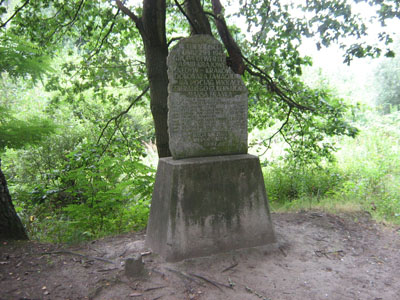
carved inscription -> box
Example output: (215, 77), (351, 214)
(170, 43), (244, 98)
(167, 35), (248, 159)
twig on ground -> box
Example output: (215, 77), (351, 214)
(313, 235), (328, 242)
(189, 273), (233, 290)
(314, 250), (344, 259)
(222, 262), (238, 272)
(96, 267), (118, 272)
(151, 268), (167, 279)
(144, 286), (167, 292)
(41, 250), (114, 264)
(279, 246), (287, 257)
(165, 268), (199, 283)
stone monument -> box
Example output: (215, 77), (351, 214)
(145, 35), (275, 261)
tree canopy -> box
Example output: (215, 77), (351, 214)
(0, 32), (55, 153)
(1, 0), (399, 164)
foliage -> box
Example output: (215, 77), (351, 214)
(2, 83), (155, 242)
(0, 1), (157, 242)
(61, 142), (153, 234)
(334, 111), (400, 223)
(6, 133), (155, 243)
(0, 106), (55, 153)
(374, 38), (400, 113)
(0, 32), (53, 81)
(264, 163), (343, 205)
(266, 110), (400, 225)
(0, 31), (56, 153)
(3, 0), (399, 164)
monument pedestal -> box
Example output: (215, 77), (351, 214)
(145, 154), (276, 261)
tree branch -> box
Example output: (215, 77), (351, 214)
(115, 121), (132, 158)
(97, 86), (149, 145)
(254, 2), (271, 47)
(100, 120), (120, 157)
(167, 36), (184, 47)
(115, 0), (144, 36)
(206, 0), (313, 112)
(211, 0), (245, 74)
(174, 0), (200, 34)
(259, 106), (292, 156)
(63, 0), (85, 28)
(87, 8), (120, 61)
(45, 0), (85, 42)
(206, 0), (313, 113)
(243, 55), (314, 112)
(0, 0), (30, 28)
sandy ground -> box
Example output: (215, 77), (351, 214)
(1, 211), (399, 300)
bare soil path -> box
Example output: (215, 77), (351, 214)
(1, 211), (399, 300)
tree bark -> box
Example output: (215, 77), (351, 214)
(185, 0), (212, 35)
(0, 160), (28, 240)
(142, 0), (171, 158)
(116, 0), (171, 158)
(117, 0), (213, 158)
(212, 0), (245, 75)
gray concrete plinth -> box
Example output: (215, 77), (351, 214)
(145, 154), (276, 262)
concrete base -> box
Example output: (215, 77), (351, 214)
(145, 154), (275, 261)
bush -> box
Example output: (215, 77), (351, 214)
(264, 110), (400, 224)
(4, 119), (155, 242)
(264, 162), (343, 206)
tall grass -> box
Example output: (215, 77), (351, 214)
(264, 110), (400, 225)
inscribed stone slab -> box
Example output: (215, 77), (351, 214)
(167, 35), (248, 159)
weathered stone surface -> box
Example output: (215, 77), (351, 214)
(145, 154), (276, 261)
(167, 35), (248, 159)
(125, 254), (145, 278)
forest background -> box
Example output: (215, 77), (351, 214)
(1, 0), (400, 243)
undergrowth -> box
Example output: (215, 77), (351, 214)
(264, 111), (400, 225)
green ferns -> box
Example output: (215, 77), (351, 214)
(0, 32), (53, 81)
(0, 106), (55, 152)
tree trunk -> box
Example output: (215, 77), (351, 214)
(142, 0), (171, 158)
(0, 160), (28, 240)
(212, 0), (245, 75)
(117, 0), (212, 158)
(117, 0), (171, 158)
(185, 0), (212, 35)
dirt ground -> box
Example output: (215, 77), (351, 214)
(1, 211), (399, 300)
